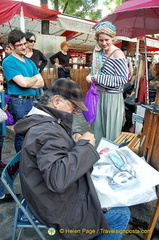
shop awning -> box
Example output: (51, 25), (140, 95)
(0, 0), (60, 25)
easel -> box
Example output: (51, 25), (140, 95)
(138, 82), (159, 240)
(144, 196), (159, 240)
(139, 82), (159, 169)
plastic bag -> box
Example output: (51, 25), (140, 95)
(91, 143), (159, 208)
(5, 110), (14, 125)
(82, 82), (99, 123)
(0, 108), (8, 123)
(4, 95), (14, 125)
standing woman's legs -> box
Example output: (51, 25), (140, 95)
(58, 68), (66, 78)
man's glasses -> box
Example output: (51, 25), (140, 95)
(62, 98), (78, 113)
(28, 39), (36, 43)
(14, 42), (27, 48)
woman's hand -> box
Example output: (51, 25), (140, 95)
(0, 72), (4, 84)
(86, 75), (93, 83)
(2, 104), (8, 111)
(0, 85), (3, 92)
(55, 63), (63, 68)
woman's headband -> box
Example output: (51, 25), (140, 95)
(94, 22), (116, 38)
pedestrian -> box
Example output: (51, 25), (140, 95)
(50, 41), (72, 78)
(0, 66), (7, 170)
(86, 21), (128, 147)
(147, 61), (155, 103)
(2, 29), (44, 153)
(0, 81), (17, 204)
(25, 32), (47, 73)
(122, 47), (133, 79)
(14, 78), (130, 240)
(25, 31), (48, 99)
(2, 42), (12, 57)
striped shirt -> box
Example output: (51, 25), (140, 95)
(96, 55), (128, 92)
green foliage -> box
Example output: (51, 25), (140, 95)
(49, 0), (102, 20)
(103, 0), (123, 11)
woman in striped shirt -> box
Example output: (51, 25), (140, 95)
(86, 21), (128, 147)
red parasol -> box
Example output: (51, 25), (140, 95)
(96, 0), (159, 38)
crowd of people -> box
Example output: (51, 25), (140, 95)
(1, 21), (158, 239)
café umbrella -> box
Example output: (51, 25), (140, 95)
(96, 0), (159, 38)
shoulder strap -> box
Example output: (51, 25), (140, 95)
(102, 49), (120, 67)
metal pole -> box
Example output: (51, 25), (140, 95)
(0, 90), (6, 136)
(144, 9), (149, 105)
(20, 5), (25, 32)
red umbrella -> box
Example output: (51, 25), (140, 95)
(96, 0), (159, 38)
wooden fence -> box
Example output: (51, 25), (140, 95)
(41, 68), (91, 97)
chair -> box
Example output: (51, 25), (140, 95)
(1, 151), (47, 240)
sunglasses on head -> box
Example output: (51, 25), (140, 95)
(28, 39), (36, 43)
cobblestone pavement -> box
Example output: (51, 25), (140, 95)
(0, 111), (159, 240)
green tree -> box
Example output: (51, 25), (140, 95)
(49, 0), (102, 20)
(103, 0), (126, 12)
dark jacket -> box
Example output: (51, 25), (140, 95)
(50, 51), (72, 67)
(14, 103), (109, 240)
(28, 49), (47, 73)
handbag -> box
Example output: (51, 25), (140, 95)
(82, 82), (99, 123)
(0, 108), (8, 123)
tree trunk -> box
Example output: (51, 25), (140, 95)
(41, 0), (48, 5)
(40, 0), (49, 34)
(54, 0), (59, 11)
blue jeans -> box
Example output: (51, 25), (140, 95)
(9, 97), (35, 153)
(0, 123), (4, 161)
(58, 68), (70, 78)
(95, 207), (130, 240)
(0, 183), (5, 198)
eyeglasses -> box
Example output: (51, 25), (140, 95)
(62, 98), (78, 113)
(14, 42), (27, 48)
(28, 39), (36, 43)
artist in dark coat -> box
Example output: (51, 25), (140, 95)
(14, 78), (130, 240)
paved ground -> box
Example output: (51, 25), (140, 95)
(0, 111), (159, 240)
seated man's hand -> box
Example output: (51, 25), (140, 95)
(79, 132), (95, 146)
(73, 133), (82, 142)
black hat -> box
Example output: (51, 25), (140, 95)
(49, 78), (88, 111)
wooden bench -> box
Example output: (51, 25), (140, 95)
(114, 132), (141, 153)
